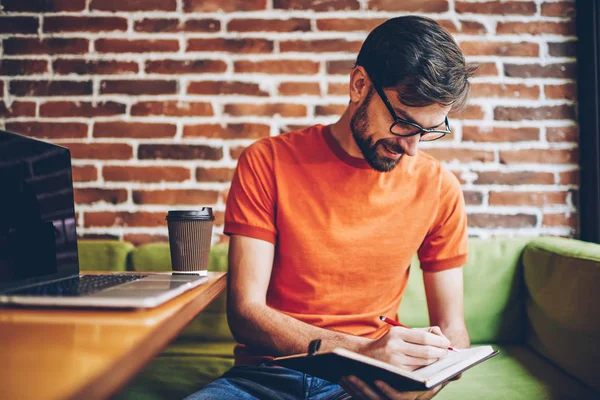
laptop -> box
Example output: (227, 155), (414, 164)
(0, 130), (208, 308)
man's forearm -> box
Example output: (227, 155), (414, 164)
(229, 303), (372, 357)
(439, 324), (470, 349)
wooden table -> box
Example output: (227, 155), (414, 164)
(0, 272), (227, 400)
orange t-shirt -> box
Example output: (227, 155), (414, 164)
(224, 124), (468, 366)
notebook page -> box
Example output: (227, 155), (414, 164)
(411, 347), (490, 380)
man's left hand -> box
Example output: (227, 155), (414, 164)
(339, 376), (446, 400)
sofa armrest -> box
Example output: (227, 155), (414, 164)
(77, 240), (134, 272)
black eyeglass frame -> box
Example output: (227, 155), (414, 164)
(371, 81), (452, 142)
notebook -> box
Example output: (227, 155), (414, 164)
(0, 129), (207, 309)
(273, 344), (498, 391)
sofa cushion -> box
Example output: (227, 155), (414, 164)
(437, 344), (597, 400)
(77, 240), (134, 272)
(522, 237), (600, 392)
(400, 238), (528, 344)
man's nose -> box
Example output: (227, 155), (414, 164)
(398, 135), (419, 156)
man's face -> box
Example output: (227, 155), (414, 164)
(350, 86), (451, 172)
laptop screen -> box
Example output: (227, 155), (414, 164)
(0, 130), (79, 290)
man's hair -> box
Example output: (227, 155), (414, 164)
(355, 16), (477, 111)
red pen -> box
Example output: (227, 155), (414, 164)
(379, 316), (460, 353)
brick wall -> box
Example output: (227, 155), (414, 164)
(0, 0), (578, 245)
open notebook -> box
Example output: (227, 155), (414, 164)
(272, 345), (498, 391)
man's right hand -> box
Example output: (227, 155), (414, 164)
(359, 326), (451, 371)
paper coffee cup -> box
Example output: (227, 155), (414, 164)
(166, 208), (214, 274)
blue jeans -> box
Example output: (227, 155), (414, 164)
(184, 363), (351, 400)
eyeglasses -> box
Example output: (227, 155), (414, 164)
(371, 82), (451, 142)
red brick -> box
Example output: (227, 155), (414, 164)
(497, 21), (575, 36)
(54, 60), (138, 75)
(449, 105), (485, 120)
(135, 18), (220, 32)
(0, 17), (39, 34)
(235, 60), (319, 75)
(72, 165), (98, 182)
(40, 101), (125, 117)
(1, 0), (85, 11)
(1, 59), (48, 77)
(131, 101), (213, 117)
(123, 234), (168, 246)
(327, 82), (348, 95)
(96, 39), (179, 53)
(280, 40), (363, 53)
(542, 213), (577, 228)
(541, 2), (576, 17)
(279, 82), (321, 96)
(494, 106), (575, 121)
(133, 189), (219, 205)
(214, 211), (225, 226)
(456, 1), (536, 15)
(184, 123), (270, 139)
(317, 18), (386, 32)
(460, 41), (538, 57)
(74, 188), (128, 205)
(471, 83), (539, 100)
(548, 42), (576, 58)
(436, 20), (487, 35)
(424, 148), (494, 163)
(475, 171), (555, 185)
(463, 191), (483, 205)
(145, 60), (227, 74)
(62, 143), (133, 160)
(499, 149), (578, 164)
(5, 122), (88, 139)
(489, 191), (568, 206)
(368, 0), (448, 12)
(468, 213), (537, 228)
(196, 167), (235, 182)
(326, 60), (355, 76)
(94, 122), (176, 139)
(100, 80), (177, 95)
(84, 212), (167, 228)
(462, 126), (539, 142)
(91, 0), (176, 11)
(547, 126), (578, 142)
(473, 63), (499, 77)
(224, 103), (307, 118)
(10, 80), (92, 96)
(230, 146), (246, 160)
(103, 166), (190, 182)
(185, 0), (266, 12)
(187, 38), (273, 53)
(138, 145), (223, 160)
(188, 81), (268, 96)
(545, 84), (576, 101)
(559, 170), (579, 185)
(504, 63), (576, 79)
(274, 0), (358, 11)
(0, 101), (36, 118)
(3, 38), (89, 55)
(316, 104), (346, 116)
(44, 17), (127, 33)
(228, 18), (310, 32)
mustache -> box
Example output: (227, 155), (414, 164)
(378, 139), (404, 154)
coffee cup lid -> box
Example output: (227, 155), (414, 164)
(166, 208), (214, 221)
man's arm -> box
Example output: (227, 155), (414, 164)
(423, 267), (470, 349)
(226, 234), (372, 356)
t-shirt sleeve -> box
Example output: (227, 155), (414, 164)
(224, 139), (278, 244)
(418, 167), (468, 272)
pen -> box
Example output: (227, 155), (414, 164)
(379, 315), (460, 353)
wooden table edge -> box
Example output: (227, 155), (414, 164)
(70, 272), (227, 400)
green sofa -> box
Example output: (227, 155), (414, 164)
(77, 237), (600, 399)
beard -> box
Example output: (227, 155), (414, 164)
(350, 91), (404, 173)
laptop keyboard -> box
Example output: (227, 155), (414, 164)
(6, 274), (149, 296)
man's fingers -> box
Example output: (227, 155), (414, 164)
(344, 376), (381, 400)
(394, 327), (451, 349)
(398, 342), (448, 360)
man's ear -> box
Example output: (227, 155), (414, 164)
(349, 66), (370, 104)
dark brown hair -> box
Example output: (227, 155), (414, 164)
(355, 16), (477, 111)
